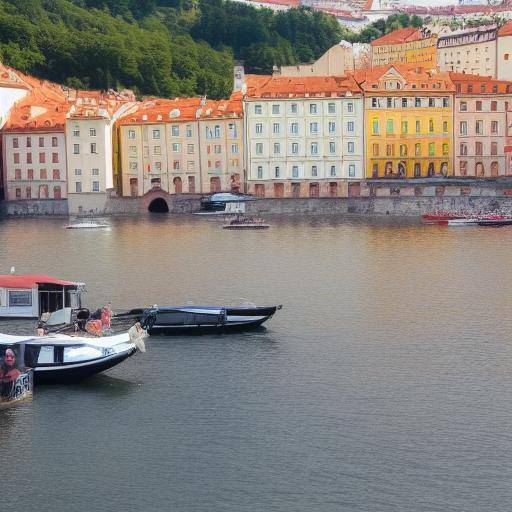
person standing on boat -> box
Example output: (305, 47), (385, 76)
(0, 348), (21, 397)
(101, 303), (112, 335)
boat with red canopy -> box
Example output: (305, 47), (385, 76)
(0, 274), (84, 319)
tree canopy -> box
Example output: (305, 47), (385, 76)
(0, 0), (344, 98)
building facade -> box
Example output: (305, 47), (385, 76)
(358, 65), (455, 179)
(274, 43), (355, 77)
(117, 97), (244, 197)
(243, 75), (364, 198)
(371, 27), (437, 67)
(65, 90), (135, 214)
(2, 85), (70, 201)
(497, 21), (512, 81)
(437, 25), (497, 77)
(451, 73), (512, 178)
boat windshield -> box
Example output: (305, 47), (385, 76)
(45, 308), (73, 326)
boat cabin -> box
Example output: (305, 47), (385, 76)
(0, 275), (84, 318)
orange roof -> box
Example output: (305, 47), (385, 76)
(449, 72), (512, 94)
(0, 63), (32, 90)
(370, 27), (430, 47)
(3, 83), (70, 132)
(244, 74), (362, 98)
(117, 96), (242, 126)
(352, 63), (455, 93)
(498, 21), (512, 37)
(68, 89), (136, 119)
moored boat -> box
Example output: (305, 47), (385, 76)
(447, 218), (479, 226)
(140, 304), (281, 335)
(222, 214), (270, 230)
(65, 222), (109, 229)
(421, 211), (466, 224)
(477, 217), (512, 226)
(0, 330), (144, 384)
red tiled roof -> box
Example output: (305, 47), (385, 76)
(351, 63), (455, 93)
(370, 27), (425, 47)
(3, 84), (70, 132)
(498, 21), (512, 37)
(117, 95), (242, 126)
(449, 72), (512, 94)
(244, 74), (362, 98)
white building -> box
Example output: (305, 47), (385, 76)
(65, 90), (136, 214)
(243, 74), (364, 198)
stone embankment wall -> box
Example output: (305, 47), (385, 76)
(245, 197), (512, 216)
(3, 199), (69, 216)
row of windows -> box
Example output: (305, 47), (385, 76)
(126, 159), (240, 173)
(459, 120), (499, 135)
(254, 121), (355, 135)
(72, 143), (97, 155)
(74, 181), (100, 193)
(459, 141), (500, 156)
(459, 100), (502, 112)
(371, 119), (449, 135)
(13, 152), (61, 164)
(12, 136), (59, 149)
(74, 168), (100, 176)
(127, 124), (238, 140)
(72, 128), (97, 137)
(12, 169), (62, 180)
(253, 102), (355, 116)
(255, 164), (356, 179)
(128, 143), (239, 155)
(14, 185), (62, 200)
(254, 141), (357, 155)
(370, 161), (449, 178)
(370, 97), (450, 108)
(372, 142), (450, 157)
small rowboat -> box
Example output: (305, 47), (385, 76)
(66, 222), (109, 229)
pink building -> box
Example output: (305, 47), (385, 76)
(451, 73), (512, 178)
(2, 84), (71, 201)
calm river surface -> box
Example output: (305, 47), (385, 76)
(1, 215), (512, 512)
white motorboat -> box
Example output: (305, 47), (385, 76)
(65, 222), (109, 229)
(0, 330), (146, 384)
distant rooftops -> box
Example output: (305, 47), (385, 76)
(244, 74), (362, 98)
(370, 27), (434, 47)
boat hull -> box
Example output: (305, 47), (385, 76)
(143, 305), (280, 336)
(34, 348), (136, 384)
(477, 219), (512, 226)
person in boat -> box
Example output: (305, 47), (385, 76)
(101, 303), (112, 335)
(0, 348), (21, 398)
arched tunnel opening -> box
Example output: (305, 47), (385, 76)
(148, 197), (169, 213)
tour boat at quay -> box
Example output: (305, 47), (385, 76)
(139, 304), (282, 335)
(0, 331), (143, 384)
(421, 211), (466, 224)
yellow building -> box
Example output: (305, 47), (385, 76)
(354, 64), (455, 179)
(371, 27), (437, 67)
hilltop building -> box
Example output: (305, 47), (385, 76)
(497, 21), (512, 81)
(370, 27), (438, 67)
(243, 74), (364, 198)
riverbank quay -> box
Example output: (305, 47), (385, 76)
(4, 178), (512, 217)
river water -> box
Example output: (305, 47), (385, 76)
(1, 215), (512, 512)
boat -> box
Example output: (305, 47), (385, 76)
(222, 215), (270, 230)
(65, 222), (109, 229)
(447, 218), (479, 226)
(421, 211), (466, 224)
(477, 217), (512, 226)
(0, 341), (33, 408)
(0, 274), (85, 318)
(198, 193), (255, 213)
(0, 330), (144, 384)
(139, 304), (282, 335)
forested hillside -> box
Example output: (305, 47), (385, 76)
(0, 0), (343, 98)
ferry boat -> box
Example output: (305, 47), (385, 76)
(0, 274), (85, 319)
(0, 341), (33, 408)
(0, 330), (143, 384)
(139, 304), (282, 335)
